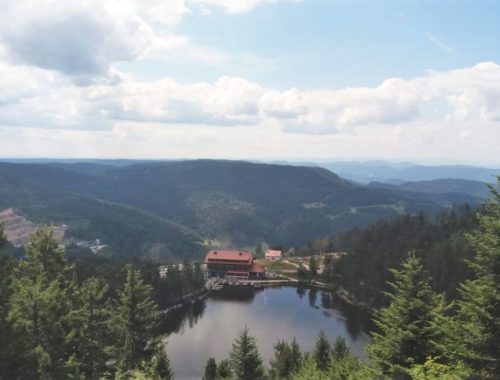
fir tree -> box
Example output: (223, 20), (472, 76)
(203, 357), (217, 380)
(8, 226), (74, 379)
(69, 277), (112, 379)
(111, 265), (159, 371)
(229, 327), (265, 380)
(0, 235), (26, 379)
(314, 331), (331, 371)
(446, 179), (500, 377)
(289, 338), (303, 374)
(309, 256), (318, 276)
(216, 359), (232, 379)
(143, 347), (174, 380)
(331, 336), (349, 362)
(0, 222), (6, 247)
(292, 357), (329, 380)
(269, 338), (302, 379)
(367, 253), (440, 378)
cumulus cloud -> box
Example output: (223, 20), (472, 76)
(0, 0), (297, 81)
(1, 57), (500, 136)
(0, 0), (227, 80)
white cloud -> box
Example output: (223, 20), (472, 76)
(1, 60), (500, 137)
(0, 0), (294, 81)
(190, 0), (301, 14)
(0, 1), (211, 81)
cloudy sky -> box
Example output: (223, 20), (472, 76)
(1, 0), (499, 164)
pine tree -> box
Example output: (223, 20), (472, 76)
(8, 226), (74, 379)
(0, 221), (6, 247)
(143, 347), (174, 380)
(203, 357), (217, 380)
(289, 338), (302, 375)
(229, 327), (265, 380)
(292, 357), (329, 380)
(309, 256), (318, 276)
(446, 179), (500, 377)
(0, 236), (26, 379)
(367, 254), (440, 378)
(269, 338), (302, 379)
(314, 331), (331, 371)
(331, 336), (349, 362)
(216, 359), (232, 379)
(111, 264), (159, 371)
(269, 340), (291, 379)
(69, 277), (112, 379)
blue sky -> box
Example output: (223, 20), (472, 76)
(125, 0), (500, 88)
(0, 0), (499, 164)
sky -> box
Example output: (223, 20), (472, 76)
(1, 0), (499, 165)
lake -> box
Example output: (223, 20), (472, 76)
(161, 286), (372, 380)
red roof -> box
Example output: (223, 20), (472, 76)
(205, 250), (253, 264)
(250, 262), (265, 273)
(265, 249), (282, 258)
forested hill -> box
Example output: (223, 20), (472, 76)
(327, 205), (478, 308)
(0, 163), (204, 260)
(368, 178), (491, 199)
(52, 160), (475, 244)
(0, 160), (486, 258)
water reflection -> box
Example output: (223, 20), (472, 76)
(163, 286), (372, 380)
(157, 298), (207, 335)
(296, 285), (306, 298)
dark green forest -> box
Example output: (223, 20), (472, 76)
(0, 160), (485, 260)
(328, 205), (478, 308)
(0, 225), (205, 380)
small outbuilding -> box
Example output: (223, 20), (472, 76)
(265, 249), (282, 260)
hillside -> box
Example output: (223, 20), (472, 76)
(65, 161), (440, 244)
(0, 160), (485, 254)
(368, 178), (491, 200)
(0, 163), (204, 260)
(0, 208), (37, 247)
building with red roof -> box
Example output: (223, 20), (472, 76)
(204, 250), (265, 279)
(265, 249), (283, 260)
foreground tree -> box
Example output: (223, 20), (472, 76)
(69, 277), (113, 379)
(229, 327), (265, 380)
(216, 359), (232, 379)
(314, 331), (331, 371)
(111, 265), (159, 372)
(269, 338), (302, 379)
(0, 224), (26, 379)
(368, 254), (440, 378)
(445, 180), (500, 378)
(8, 226), (74, 379)
(203, 357), (217, 380)
(142, 347), (174, 380)
(331, 336), (350, 362)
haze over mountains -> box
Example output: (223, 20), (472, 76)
(0, 159), (496, 260)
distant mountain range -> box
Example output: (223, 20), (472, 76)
(315, 161), (500, 184)
(368, 178), (492, 200)
(0, 159), (495, 260)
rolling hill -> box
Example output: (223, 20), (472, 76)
(0, 163), (204, 260)
(0, 160), (488, 257)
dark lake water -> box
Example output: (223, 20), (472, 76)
(160, 286), (372, 380)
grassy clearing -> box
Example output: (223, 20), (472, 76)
(255, 259), (297, 271)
